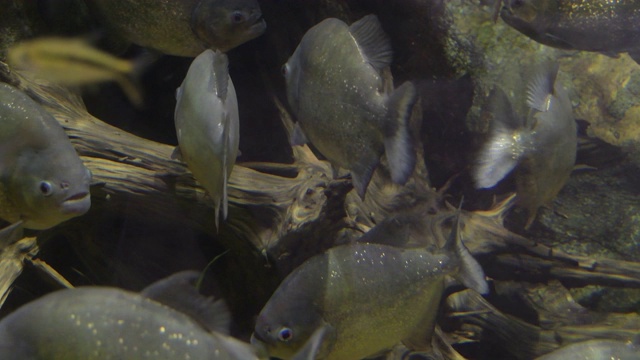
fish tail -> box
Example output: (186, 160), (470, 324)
(441, 209), (489, 295)
(114, 74), (144, 108)
(133, 50), (158, 70)
(473, 87), (527, 189)
(118, 51), (159, 108)
(383, 81), (418, 185)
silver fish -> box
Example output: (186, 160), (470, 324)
(0, 271), (264, 360)
(500, 0), (640, 63)
(174, 49), (239, 229)
(0, 83), (91, 231)
(473, 64), (576, 228)
(252, 212), (488, 360)
(283, 15), (418, 199)
(87, 0), (266, 56)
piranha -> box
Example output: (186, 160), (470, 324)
(283, 15), (418, 199)
(500, 0), (640, 63)
(86, 0), (267, 57)
(252, 211), (488, 360)
(174, 49), (239, 229)
(0, 271), (265, 360)
(7, 36), (146, 107)
(0, 83), (91, 231)
(535, 338), (639, 360)
(473, 63), (576, 229)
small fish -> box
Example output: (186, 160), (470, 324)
(6, 36), (145, 106)
(535, 338), (639, 360)
(252, 212), (488, 360)
(0, 83), (91, 231)
(174, 49), (239, 229)
(87, 0), (266, 57)
(0, 271), (265, 360)
(500, 0), (640, 63)
(283, 15), (418, 199)
(473, 63), (576, 228)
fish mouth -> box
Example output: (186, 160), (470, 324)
(61, 191), (91, 215)
(247, 13), (267, 35)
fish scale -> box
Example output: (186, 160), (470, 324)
(501, 0), (640, 63)
(253, 211), (487, 360)
(0, 83), (91, 231)
(283, 15), (418, 199)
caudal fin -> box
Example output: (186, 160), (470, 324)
(384, 81), (418, 185)
(473, 87), (528, 189)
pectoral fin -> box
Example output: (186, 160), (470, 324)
(141, 271), (231, 335)
(171, 146), (183, 161)
(291, 122), (309, 146)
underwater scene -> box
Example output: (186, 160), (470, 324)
(0, 0), (639, 359)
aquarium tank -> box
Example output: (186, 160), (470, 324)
(0, 0), (639, 359)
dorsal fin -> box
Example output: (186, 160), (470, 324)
(211, 50), (229, 100)
(349, 14), (393, 70)
(526, 62), (559, 112)
(141, 271), (231, 334)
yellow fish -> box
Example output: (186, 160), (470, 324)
(7, 36), (145, 106)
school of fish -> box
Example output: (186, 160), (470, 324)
(0, 0), (637, 359)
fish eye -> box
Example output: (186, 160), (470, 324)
(231, 11), (245, 24)
(39, 181), (53, 196)
(277, 327), (293, 342)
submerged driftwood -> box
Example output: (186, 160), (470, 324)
(446, 281), (640, 359)
(1, 59), (640, 355)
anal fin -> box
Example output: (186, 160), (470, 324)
(141, 271), (231, 335)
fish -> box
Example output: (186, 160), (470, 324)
(251, 211), (488, 360)
(500, 0), (640, 63)
(0, 83), (91, 231)
(535, 338), (639, 360)
(283, 14), (418, 199)
(0, 271), (265, 360)
(6, 36), (146, 107)
(174, 49), (239, 229)
(473, 63), (576, 229)
(87, 0), (266, 57)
